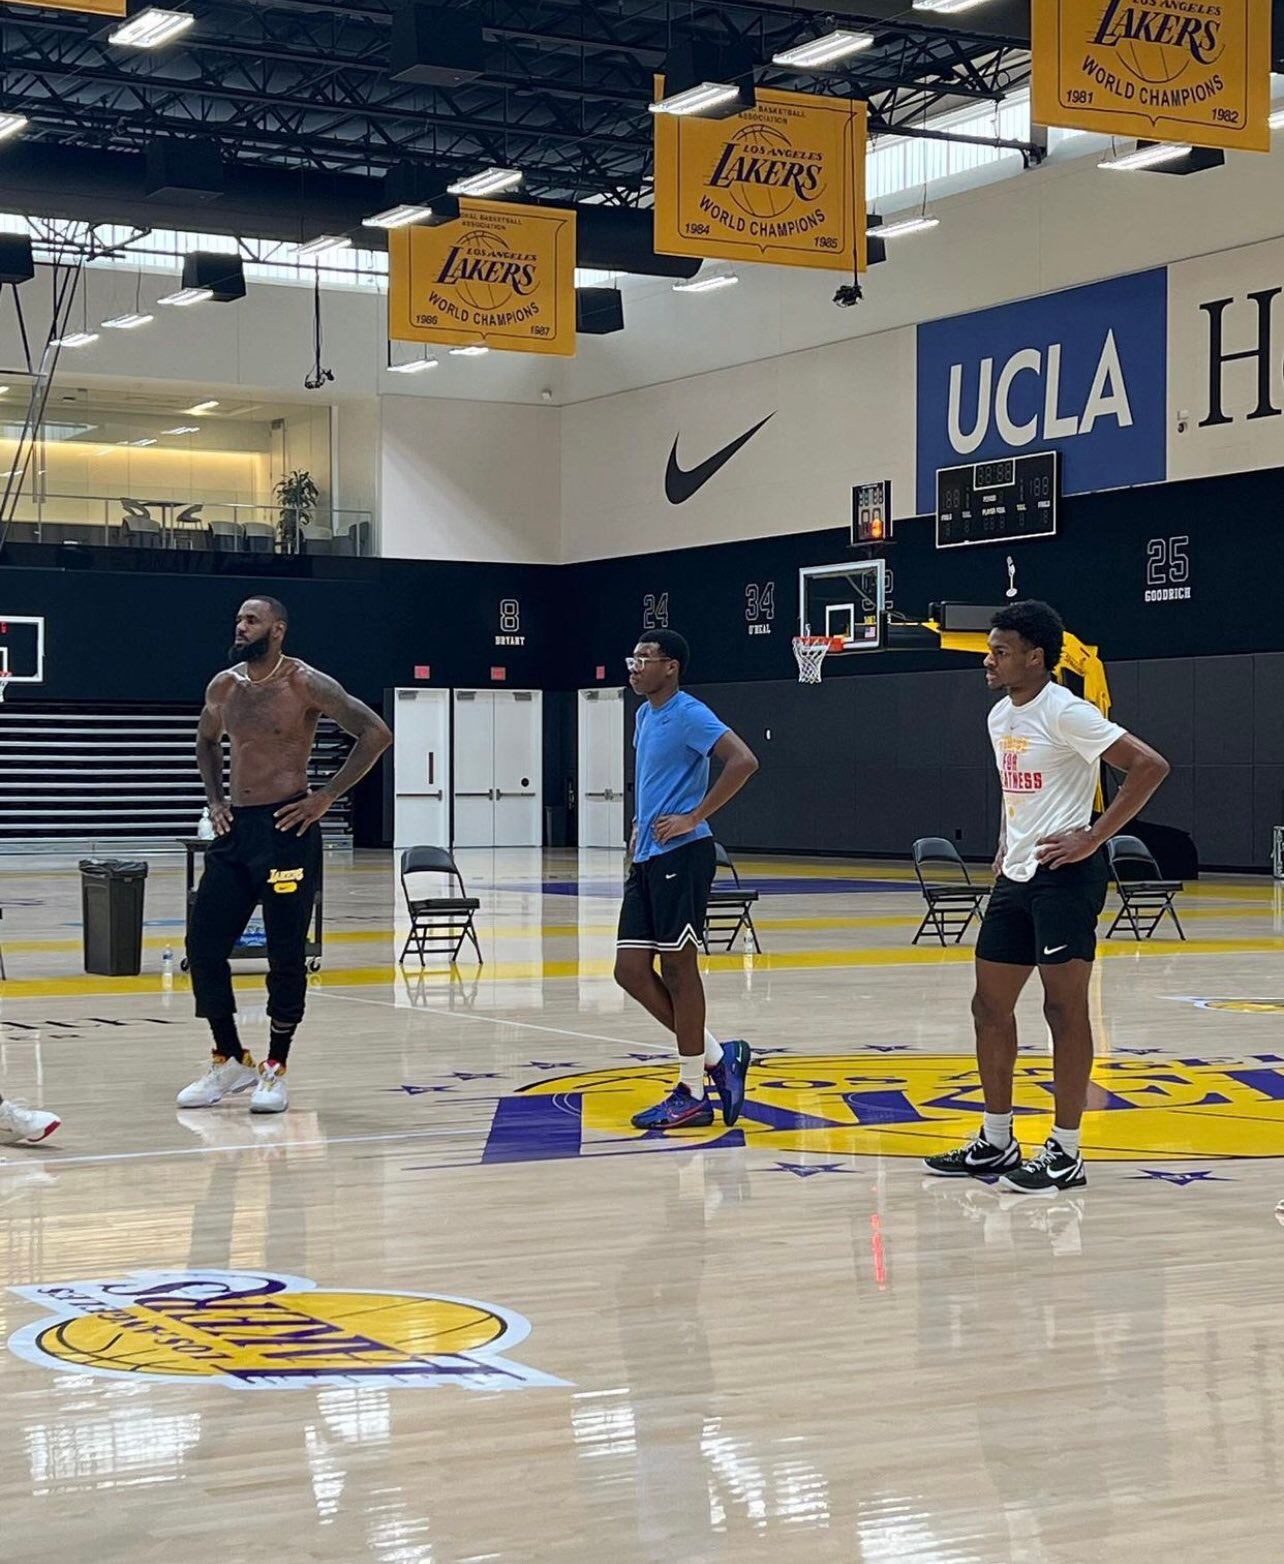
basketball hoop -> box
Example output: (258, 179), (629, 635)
(792, 631), (844, 684)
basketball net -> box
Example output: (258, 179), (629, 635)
(792, 629), (842, 685)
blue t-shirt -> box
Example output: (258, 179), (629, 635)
(633, 691), (729, 861)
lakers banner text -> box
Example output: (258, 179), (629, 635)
(654, 86), (867, 272)
(1032, 0), (1270, 152)
(388, 201), (576, 356)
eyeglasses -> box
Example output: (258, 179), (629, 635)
(625, 656), (668, 672)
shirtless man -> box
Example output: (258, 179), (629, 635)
(177, 596), (391, 1114)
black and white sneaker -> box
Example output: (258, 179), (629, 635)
(997, 1137), (1087, 1196)
(922, 1134), (1022, 1179)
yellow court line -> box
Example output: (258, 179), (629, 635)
(5, 933), (1284, 1000)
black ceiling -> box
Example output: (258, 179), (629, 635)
(0, 0), (1035, 226)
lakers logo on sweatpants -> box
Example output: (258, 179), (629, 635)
(268, 868), (305, 895)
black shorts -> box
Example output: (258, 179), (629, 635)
(617, 838), (717, 953)
(976, 853), (1108, 967)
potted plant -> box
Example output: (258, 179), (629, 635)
(274, 469), (320, 553)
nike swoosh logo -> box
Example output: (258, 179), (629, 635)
(665, 873), (677, 880)
(1043, 944), (1068, 956)
(664, 413), (775, 505)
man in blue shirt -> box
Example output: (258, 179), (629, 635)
(615, 629), (760, 1131)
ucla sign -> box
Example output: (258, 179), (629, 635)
(916, 269), (1169, 511)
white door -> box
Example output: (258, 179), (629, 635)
(578, 688), (625, 849)
(453, 690), (544, 848)
(453, 690), (496, 848)
(493, 690), (543, 847)
(392, 688), (450, 850)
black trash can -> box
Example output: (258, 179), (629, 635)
(79, 859), (149, 976)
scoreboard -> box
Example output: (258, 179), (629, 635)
(935, 451), (1060, 549)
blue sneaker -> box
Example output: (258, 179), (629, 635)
(631, 1083), (714, 1131)
(707, 1041), (752, 1127)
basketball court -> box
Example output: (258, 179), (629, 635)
(3, 0), (1284, 1558)
(2, 846), (1283, 1561)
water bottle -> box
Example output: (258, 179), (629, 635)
(162, 946), (174, 989)
(197, 807), (215, 842)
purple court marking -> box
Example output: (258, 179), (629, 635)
(1131, 1170), (1232, 1185)
(760, 1162), (854, 1178)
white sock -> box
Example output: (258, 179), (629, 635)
(679, 1056), (706, 1096)
(702, 1028), (723, 1067)
(982, 1112), (1013, 1149)
(1052, 1124), (1081, 1157)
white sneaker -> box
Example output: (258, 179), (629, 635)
(250, 1062), (289, 1115)
(176, 1054), (258, 1109)
(0, 1100), (61, 1146)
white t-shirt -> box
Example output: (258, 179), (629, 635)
(988, 681), (1126, 883)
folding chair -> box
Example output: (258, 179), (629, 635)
(1105, 835), (1186, 940)
(911, 837), (988, 946)
(398, 846), (483, 966)
(702, 843), (761, 953)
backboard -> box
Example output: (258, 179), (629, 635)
(0, 615), (46, 684)
(798, 560), (886, 653)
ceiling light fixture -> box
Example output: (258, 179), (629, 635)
(650, 82), (742, 117)
(672, 272), (739, 293)
(294, 235), (353, 260)
(158, 286), (212, 306)
(364, 204), (435, 229)
(162, 424), (200, 434)
(446, 167), (523, 197)
(1269, 108), (1284, 130)
(101, 311), (154, 330)
(52, 331), (99, 348)
(771, 29), (874, 68)
(912, 0), (993, 13)
(0, 113), (28, 143)
(449, 344), (490, 356)
(870, 214), (940, 237)
(388, 356), (439, 374)
(1098, 141), (1191, 170)
(185, 400), (219, 414)
(108, 7), (194, 48)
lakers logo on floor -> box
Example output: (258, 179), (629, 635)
(478, 1053), (1284, 1164)
(8, 1269), (566, 1391)
(1168, 995), (1284, 1014)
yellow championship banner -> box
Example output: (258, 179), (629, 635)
(654, 85), (867, 272)
(1032, 0), (1270, 153)
(6, 0), (125, 12)
(388, 199), (576, 356)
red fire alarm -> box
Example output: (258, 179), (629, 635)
(595, 665), (606, 681)
(490, 666), (506, 682)
(414, 665), (431, 680)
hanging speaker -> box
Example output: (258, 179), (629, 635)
(0, 235), (34, 286)
(576, 287), (624, 335)
(180, 252), (246, 302)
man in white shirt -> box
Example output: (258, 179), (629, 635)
(924, 601), (1170, 1195)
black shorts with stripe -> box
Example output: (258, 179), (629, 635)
(617, 837), (716, 953)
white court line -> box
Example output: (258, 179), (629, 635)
(0, 1123), (492, 1172)
(312, 986), (642, 1048)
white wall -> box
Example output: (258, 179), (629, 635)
(561, 324), (915, 561)
(380, 394), (560, 562)
(1168, 234), (1284, 482)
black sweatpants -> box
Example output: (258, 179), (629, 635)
(186, 796), (321, 1026)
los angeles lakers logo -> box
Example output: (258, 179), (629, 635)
(1169, 995), (1284, 1014)
(8, 1270), (566, 1391)
(1033, 0), (1267, 153)
(483, 1054), (1284, 1164)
